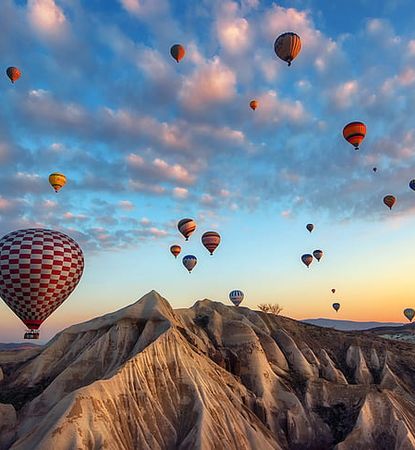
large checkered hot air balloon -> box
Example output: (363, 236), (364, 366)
(0, 229), (84, 339)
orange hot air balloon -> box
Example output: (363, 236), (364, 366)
(6, 67), (21, 84)
(383, 195), (396, 210)
(170, 244), (181, 258)
(170, 44), (185, 63)
(201, 231), (221, 255)
(274, 32), (302, 66)
(343, 122), (366, 150)
(250, 100), (258, 111)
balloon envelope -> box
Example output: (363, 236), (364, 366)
(403, 308), (415, 322)
(343, 122), (366, 150)
(409, 180), (415, 191)
(331, 288), (336, 294)
(383, 195), (396, 210)
(170, 245), (181, 258)
(301, 254), (313, 267)
(178, 218), (196, 240)
(170, 44), (185, 63)
(201, 231), (221, 255)
(332, 303), (341, 312)
(250, 100), (258, 110)
(6, 66), (21, 83)
(313, 249), (323, 262)
(49, 173), (66, 193)
(182, 255), (197, 273)
(274, 32), (301, 66)
(229, 290), (244, 306)
(306, 224), (314, 233)
(0, 229), (84, 336)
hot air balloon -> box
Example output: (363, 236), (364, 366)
(48, 172), (66, 193)
(331, 288), (336, 294)
(383, 195), (396, 210)
(0, 228), (84, 339)
(6, 66), (21, 83)
(343, 122), (366, 150)
(409, 180), (415, 191)
(403, 308), (415, 322)
(229, 290), (244, 306)
(274, 32), (301, 66)
(306, 223), (314, 233)
(178, 218), (196, 240)
(170, 244), (181, 258)
(201, 231), (221, 255)
(332, 302), (340, 312)
(301, 254), (313, 268)
(373, 167), (377, 173)
(182, 255), (197, 273)
(170, 44), (185, 63)
(313, 249), (323, 262)
(250, 100), (258, 111)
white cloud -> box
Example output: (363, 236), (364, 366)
(180, 57), (237, 110)
(118, 200), (135, 210)
(172, 187), (189, 199)
(27, 0), (66, 36)
(330, 80), (359, 109)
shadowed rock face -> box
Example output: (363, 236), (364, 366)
(1, 291), (415, 450)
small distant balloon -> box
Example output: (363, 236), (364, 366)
(6, 66), (21, 83)
(170, 244), (181, 258)
(301, 254), (313, 268)
(201, 231), (221, 255)
(409, 180), (415, 191)
(373, 167), (377, 173)
(178, 218), (196, 241)
(274, 32), (301, 66)
(229, 290), (244, 307)
(343, 122), (366, 150)
(331, 288), (336, 294)
(170, 44), (185, 63)
(332, 303), (341, 312)
(313, 249), (323, 262)
(250, 100), (258, 111)
(403, 308), (415, 322)
(48, 173), (66, 193)
(383, 195), (396, 210)
(306, 224), (314, 233)
(182, 255), (197, 273)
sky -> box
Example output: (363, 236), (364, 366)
(1, 0), (415, 342)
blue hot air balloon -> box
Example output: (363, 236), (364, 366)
(182, 255), (197, 273)
(229, 290), (244, 306)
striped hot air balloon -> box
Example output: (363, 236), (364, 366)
(170, 244), (181, 258)
(0, 229), (84, 339)
(178, 218), (196, 240)
(343, 122), (366, 150)
(229, 290), (244, 307)
(383, 195), (396, 210)
(250, 100), (258, 111)
(6, 66), (21, 83)
(170, 44), (185, 63)
(201, 231), (221, 255)
(49, 173), (67, 193)
(182, 255), (197, 273)
(274, 32), (301, 66)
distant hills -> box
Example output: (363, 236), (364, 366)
(302, 318), (404, 331)
(0, 342), (41, 351)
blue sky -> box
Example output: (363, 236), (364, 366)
(2, 0), (415, 341)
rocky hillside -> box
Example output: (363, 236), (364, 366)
(1, 291), (415, 450)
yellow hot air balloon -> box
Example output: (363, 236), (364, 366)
(49, 173), (67, 193)
(274, 32), (302, 66)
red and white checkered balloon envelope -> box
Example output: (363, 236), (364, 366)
(0, 228), (84, 339)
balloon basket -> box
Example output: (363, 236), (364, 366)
(24, 330), (40, 339)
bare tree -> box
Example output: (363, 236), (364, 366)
(258, 303), (283, 315)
